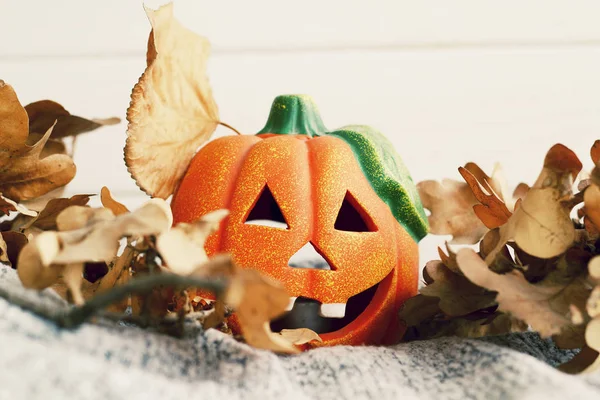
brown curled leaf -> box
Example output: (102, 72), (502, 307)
(23, 194), (92, 231)
(457, 248), (587, 337)
(0, 193), (36, 217)
(100, 186), (129, 216)
(459, 165), (512, 229)
(278, 328), (322, 345)
(592, 140), (600, 166)
(1, 231), (28, 268)
(0, 81), (76, 201)
(25, 100), (119, 138)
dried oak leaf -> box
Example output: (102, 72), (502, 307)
(399, 242), (523, 342)
(457, 248), (588, 337)
(0, 81), (76, 201)
(17, 199), (172, 304)
(458, 164), (512, 229)
(20, 187), (66, 213)
(418, 163), (512, 244)
(0, 231), (28, 268)
(25, 100), (119, 138)
(0, 234), (8, 265)
(176, 252), (298, 353)
(592, 140), (600, 166)
(157, 209), (229, 275)
(419, 260), (497, 317)
(278, 328), (322, 346)
(485, 144), (581, 262)
(125, 2), (219, 199)
(568, 256), (600, 373)
(558, 255), (600, 374)
(20, 194), (92, 231)
(400, 295), (526, 341)
(512, 183), (530, 205)
(584, 183), (600, 232)
(417, 177), (486, 244)
(226, 268), (298, 353)
(0, 193), (36, 217)
(100, 186), (129, 216)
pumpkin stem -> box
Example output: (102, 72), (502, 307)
(218, 121), (242, 135)
(257, 95), (327, 137)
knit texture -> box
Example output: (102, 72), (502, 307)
(1, 265), (599, 400)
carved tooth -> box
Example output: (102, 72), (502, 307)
(319, 303), (346, 318)
(286, 297), (298, 311)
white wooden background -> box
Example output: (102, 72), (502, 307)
(2, 0), (599, 264)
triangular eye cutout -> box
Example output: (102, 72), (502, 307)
(334, 191), (377, 232)
(244, 184), (289, 229)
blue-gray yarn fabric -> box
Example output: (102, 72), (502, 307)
(1, 264), (599, 400)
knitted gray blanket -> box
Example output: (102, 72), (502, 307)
(0, 264), (599, 400)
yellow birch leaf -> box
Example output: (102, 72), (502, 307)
(125, 2), (219, 199)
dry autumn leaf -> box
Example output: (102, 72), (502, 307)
(418, 163), (513, 244)
(0, 81), (76, 201)
(25, 100), (119, 138)
(0, 193), (36, 217)
(0, 231), (28, 268)
(584, 184), (600, 231)
(20, 187), (67, 213)
(100, 186), (129, 216)
(19, 194), (92, 231)
(226, 269), (298, 353)
(457, 248), (588, 337)
(591, 140), (600, 166)
(485, 144), (581, 262)
(458, 165), (512, 229)
(17, 199), (172, 302)
(278, 328), (323, 346)
(417, 178), (487, 244)
(125, 2), (219, 199)
(0, 234), (8, 265)
(157, 209), (229, 275)
(419, 260), (497, 317)
(56, 200), (171, 263)
(571, 255), (600, 373)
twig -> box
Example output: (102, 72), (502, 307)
(0, 274), (228, 330)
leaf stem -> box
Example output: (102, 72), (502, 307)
(218, 121), (242, 136)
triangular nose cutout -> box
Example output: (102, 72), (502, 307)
(244, 184), (289, 229)
(289, 242), (334, 270)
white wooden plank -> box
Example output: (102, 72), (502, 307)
(3, 0), (600, 57)
(1, 47), (598, 198)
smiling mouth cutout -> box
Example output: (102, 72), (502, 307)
(270, 279), (381, 335)
(265, 239), (382, 334)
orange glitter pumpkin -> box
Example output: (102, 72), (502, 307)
(171, 95), (428, 347)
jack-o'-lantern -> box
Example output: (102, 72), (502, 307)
(171, 95), (428, 347)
